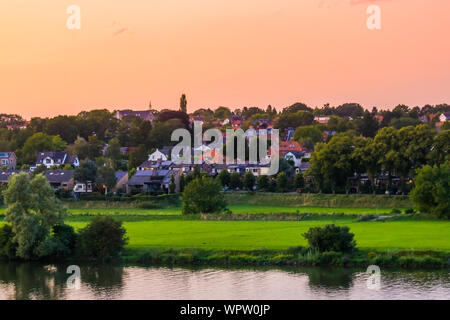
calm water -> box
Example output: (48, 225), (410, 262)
(0, 262), (448, 300)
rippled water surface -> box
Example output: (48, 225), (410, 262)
(0, 263), (448, 300)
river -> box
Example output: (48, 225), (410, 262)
(0, 262), (448, 300)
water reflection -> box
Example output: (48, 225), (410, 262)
(0, 262), (448, 300)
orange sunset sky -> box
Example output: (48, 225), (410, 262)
(1, 0), (449, 119)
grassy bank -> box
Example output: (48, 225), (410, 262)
(123, 248), (450, 269)
(0, 214), (448, 268)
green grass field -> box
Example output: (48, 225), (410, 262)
(54, 218), (450, 252)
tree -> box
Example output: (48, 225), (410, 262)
(128, 145), (148, 170)
(181, 177), (228, 214)
(105, 137), (122, 162)
(257, 175), (270, 191)
(78, 216), (128, 261)
(356, 111), (379, 138)
(0, 224), (17, 259)
(96, 166), (117, 194)
(276, 172), (289, 192)
(179, 174), (186, 192)
(214, 106), (232, 120)
(303, 224), (356, 253)
(308, 132), (358, 193)
(217, 169), (231, 187)
(243, 171), (256, 191)
(293, 125), (323, 149)
(293, 172), (305, 189)
(410, 163), (450, 219)
(230, 172), (242, 190)
(2, 173), (66, 259)
(75, 160), (97, 183)
(20, 132), (66, 164)
(180, 94), (187, 113)
(431, 130), (450, 165)
(169, 175), (176, 194)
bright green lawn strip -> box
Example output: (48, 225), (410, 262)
(60, 219), (450, 252)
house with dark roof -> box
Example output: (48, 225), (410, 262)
(0, 152), (17, 169)
(0, 170), (21, 185)
(45, 170), (74, 190)
(35, 152), (79, 169)
(115, 110), (155, 122)
(113, 171), (128, 192)
(127, 169), (180, 194)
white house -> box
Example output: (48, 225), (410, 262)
(148, 149), (168, 162)
(35, 152), (79, 169)
(439, 113), (450, 122)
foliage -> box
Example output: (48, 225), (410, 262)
(230, 172), (242, 190)
(77, 216), (128, 261)
(2, 172), (66, 259)
(74, 159), (98, 183)
(293, 125), (323, 149)
(169, 175), (176, 194)
(257, 175), (270, 191)
(181, 177), (228, 214)
(51, 224), (78, 258)
(217, 169), (231, 187)
(0, 224), (17, 259)
(96, 166), (117, 193)
(243, 171), (256, 191)
(293, 172), (305, 189)
(410, 163), (450, 219)
(276, 172), (290, 192)
(303, 224), (356, 253)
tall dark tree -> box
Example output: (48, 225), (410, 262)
(180, 94), (187, 113)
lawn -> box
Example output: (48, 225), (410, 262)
(62, 218), (450, 252)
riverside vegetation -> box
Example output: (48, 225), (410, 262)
(0, 172), (449, 268)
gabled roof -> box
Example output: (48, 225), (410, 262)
(45, 170), (74, 183)
(115, 171), (128, 181)
(0, 152), (15, 158)
(0, 170), (21, 183)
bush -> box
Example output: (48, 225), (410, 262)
(181, 177), (228, 214)
(51, 224), (78, 258)
(0, 225), (17, 259)
(404, 208), (415, 214)
(410, 163), (450, 219)
(303, 224), (356, 253)
(391, 208), (401, 214)
(78, 216), (128, 261)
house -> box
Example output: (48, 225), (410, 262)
(113, 171), (128, 193)
(279, 141), (304, 155)
(0, 152), (17, 170)
(119, 147), (136, 155)
(284, 151), (304, 167)
(45, 170), (74, 190)
(138, 160), (173, 171)
(244, 163), (271, 177)
(314, 116), (330, 124)
(35, 152), (79, 169)
(127, 169), (180, 193)
(148, 146), (173, 162)
(0, 170), (21, 185)
(439, 113), (450, 122)
(284, 127), (295, 142)
(115, 109), (155, 122)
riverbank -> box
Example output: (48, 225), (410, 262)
(122, 247), (450, 269)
